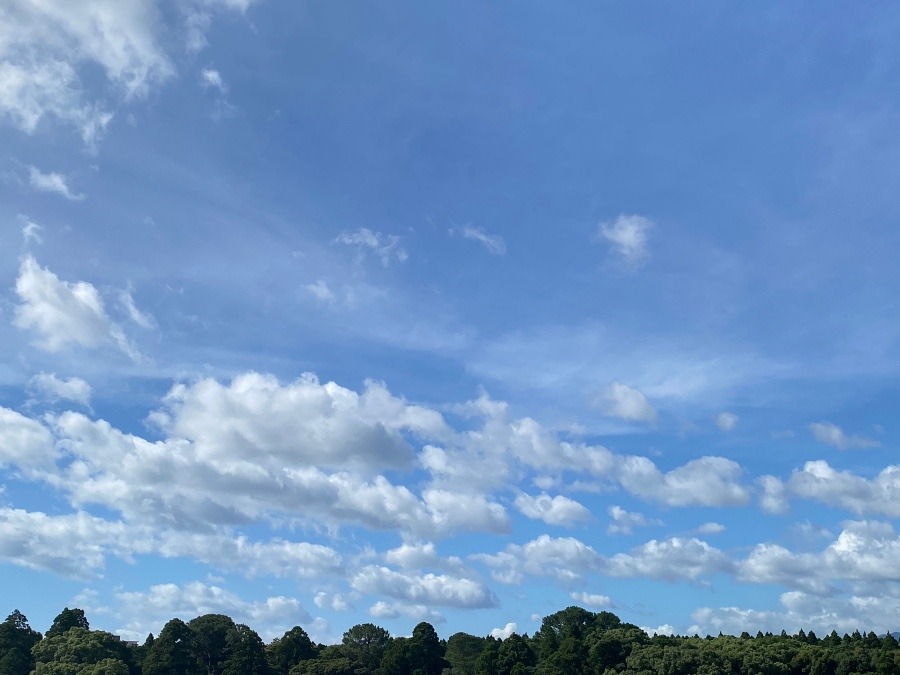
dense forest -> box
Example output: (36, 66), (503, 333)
(1, 604), (898, 675)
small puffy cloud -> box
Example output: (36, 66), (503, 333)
(451, 225), (506, 255)
(596, 214), (653, 266)
(28, 166), (85, 200)
(473, 535), (603, 585)
(21, 217), (43, 244)
(115, 581), (309, 642)
(607, 505), (661, 535)
(200, 67), (227, 92)
(642, 624), (676, 636)
(490, 622), (518, 639)
(619, 456), (749, 507)
(758, 475), (788, 514)
(369, 601), (443, 624)
(352, 566), (497, 609)
(570, 592), (611, 608)
(335, 228), (407, 266)
(515, 492), (591, 527)
(384, 541), (439, 569)
(695, 522), (725, 535)
(13, 256), (139, 359)
(716, 412), (738, 432)
(786, 461), (900, 517)
(304, 279), (335, 303)
(605, 537), (733, 582)
(599, 382), (656, 423)
(28, 372), (92, 407)
(808, 422), (879, 450)
(314, 592), (352, 612)
(0, 407), (56, 468)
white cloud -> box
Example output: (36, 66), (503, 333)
(20, 217), (43, 244)
(13, 256), (140, 359)
(119, 289), (156, 329)
(473, 535), (603, 585)
(369, 601), (443, 624)
(570, 592), (611, 608)
(335, 228), (407, 266)
(115, 581), (309, 642)
(809, 421), (879, 450)
(200, 67), (227, 92)
(597, 214), (653, 266)
(641, 624), (676, 636)
(304, 279), (335, 303)
(605, 537), (733, 582)
(716, 412), (739, 432)
(28, 166), (84, 200)
(599, 382), (656, 422)
(0, 407), (56, 468)
(695, 522), (725, 535)
(451, 225), (506, 255)
(489, 622), (518, 639)
(28, 372), (93, 407)
(314, 592), (352, 612)
(514, 492), (591, 527)
(0, 507), (125, 577)
(606, 505), (661, 535)
(784, 461), (900, 517)
(618, 456), (749, 507)
(758, 475), (788, 514)
(352, 566), (497, 608)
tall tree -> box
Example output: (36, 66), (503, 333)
(222, 624), (269, 675)
(188, 615), (237, 675)
(341, 623), (390, 674)
(267, 627), (316, 675)
(143, 619), (199, 675)
(0, 610), (41, 675)
(46, 609), (90, 638)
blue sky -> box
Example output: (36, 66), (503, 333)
(3, 0), (900, 643)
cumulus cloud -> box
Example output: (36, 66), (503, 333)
(115, 581), (310, 641)
(352, 566), (497, 609)
(490, 622), (518, 639)
(716, 412), (738, 432)
(473, 535), (603, 585)
(783, 461), (900, 517)
(14, 256), (140, 359)
(607, 505), (661, 535)
(0, 407), (56, 468)
(605, 537), (733, 582)
(570, 592), (611, 608)
(335, 228), (407, 266)
(618, 456), (749, 507)
(450, 225), (506, 255)
(200, 67), (227, 92)
(28, 166), (85, 200)
(27, 372), (92, 407)
(515, 492), (591, 527)
(808, 422), (879, 450)
(314, 592), (353, 612)
(598, 382), (656, 422)
(695, 522), (725, 535)
(369, 601), (443, 624)
(596, 214), (653, 266)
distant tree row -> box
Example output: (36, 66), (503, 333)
(2, 604), (899, 675)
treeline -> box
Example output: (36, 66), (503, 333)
(2, 604), (900, 675)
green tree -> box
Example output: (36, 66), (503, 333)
(188, 615), (237, 675)
(31, 628), (133, 675)
(142, 619), (199, 675)
(222, 624), (268, 675)
(444, 633), (485, 675)
(267, 627), (316, 675)
(46, 610), (90, 639)
(0, 610), (41, 675)
(341, 624), (390, 675)
(407, 622), (447, 675)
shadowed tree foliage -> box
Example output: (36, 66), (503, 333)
(31, 627), (134, 675)
(222, 624), (268, 675)
(0, 610), (41, 675)
(341, 623), (391, 675)
(188, 615), (236, 675)
(142, 619), (199, 675)
(444, 632), (486, 675)
(46, 609), (90, 639)
(267, 627), (316, 675)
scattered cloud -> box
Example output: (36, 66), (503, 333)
(695, 522), (726, 535)
(200, 67), (227, 93)
(28, 166), (85, 200)
(596, 214), (653, 267)
(335, 228), (407, 266)
(489, 622), (518, 639)
(605, 537), (733, 582)
(14, 256), (140, 359)
(20, 217), (43, 244)
(450, 225), (506, 255)
(304, 279), (336, 303)
(570, 591), (611, 608)
(514, 492), (591, 527)
(598, 382), (656, 423)
(27, 372), (93, 408)
(352, 566), (497, 609)
(607, 505), (661, 535)
(716, 412), (739, 432)
(809, 421), (879, 450)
